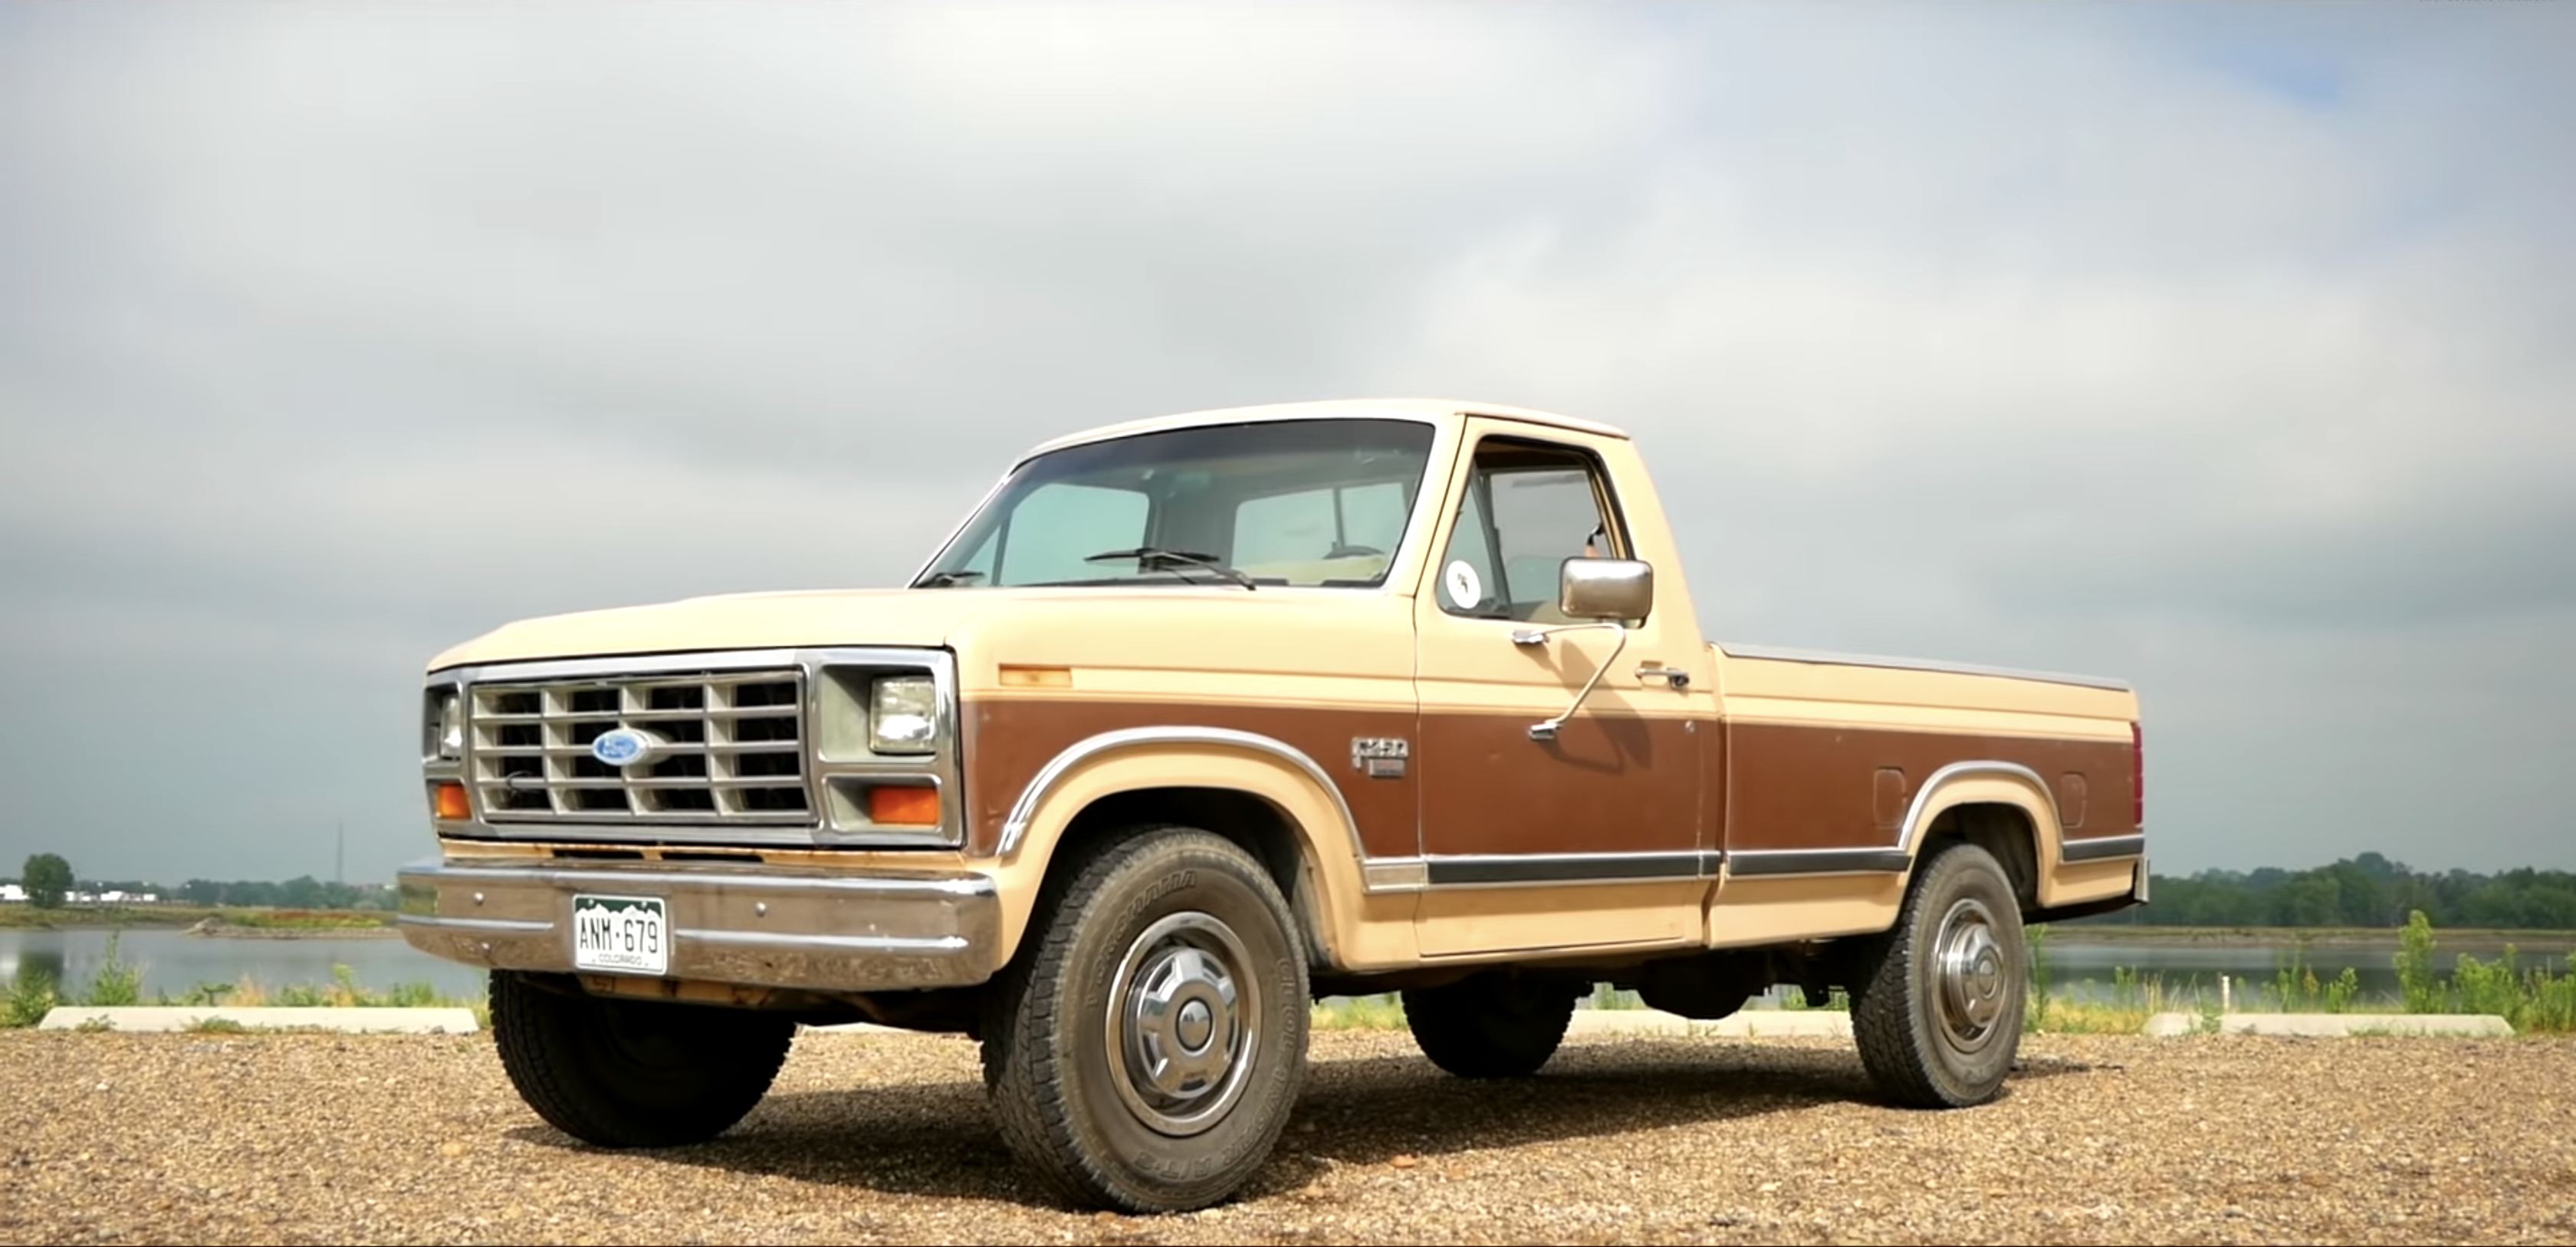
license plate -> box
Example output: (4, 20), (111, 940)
(571, 893), (669, 976)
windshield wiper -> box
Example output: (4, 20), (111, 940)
(1081, 546), (1258, 591)
(914, 570), (986, 588)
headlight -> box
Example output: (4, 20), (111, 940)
(426, 688), (463, 761)
(869, 676), (938, 755)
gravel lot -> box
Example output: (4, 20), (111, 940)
(2, 1024), (2569, 1245)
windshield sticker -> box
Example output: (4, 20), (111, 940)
(1443, 560), (1482, 610)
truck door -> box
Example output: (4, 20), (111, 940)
(1408, 423), (1708, 952)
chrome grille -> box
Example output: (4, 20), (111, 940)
(468, 670), (810, 824)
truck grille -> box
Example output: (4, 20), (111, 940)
(468, 670), (810, 824)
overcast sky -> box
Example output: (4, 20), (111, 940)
(3, 2), (2570, 887)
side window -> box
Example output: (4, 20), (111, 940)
(995, 482), (1149, 585)
(1436, 441), (1621, 621)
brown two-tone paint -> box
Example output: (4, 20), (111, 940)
(961, 698), (1419, 859)
(1414, 712), (1701, 859)
(964, 696), (1714, 874)
(1723, 721), (2137, 855)
(968, 698), (2137, 877)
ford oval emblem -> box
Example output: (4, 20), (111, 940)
(591, 728), (654, 768)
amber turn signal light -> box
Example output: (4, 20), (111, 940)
(868, 785), (941, 827)
(433, 781), (471, 821)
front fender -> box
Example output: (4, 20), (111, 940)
(978, 730), (1385, 971)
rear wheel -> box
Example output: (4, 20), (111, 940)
(981, 827), (1310, 1212)
(1401, 969), (1579, 1079)
(1849, 842), (2028, 1107)
(488, 970), (796, 1147)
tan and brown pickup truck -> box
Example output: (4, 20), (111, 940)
(400, 398), (2147, 1212)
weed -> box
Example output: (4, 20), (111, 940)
(2026, 924), (2053, 1032)
(81, 933), (144, 1008)
(2396, 910), (2443, 1012)
(182, 982), (237, 1008)
(1311, 993), (1406, 1031)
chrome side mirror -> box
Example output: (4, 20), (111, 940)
(1506, 558), (1656, 742)
(1559, 558), (1653, 622)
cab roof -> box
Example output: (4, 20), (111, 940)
(1018, 398), (1630, 462)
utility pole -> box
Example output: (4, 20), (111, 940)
(335, 818), (344, 887)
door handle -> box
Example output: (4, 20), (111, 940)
(1635, 665), (1691, 689)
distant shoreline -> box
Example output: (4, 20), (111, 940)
(0, 906), (399, 938)
(182, 923), (406, 941)
(2046, 923), (2576, 952)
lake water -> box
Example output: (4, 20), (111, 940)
(1, 927), (490, 1003)
(8, 925), (2571, 1012)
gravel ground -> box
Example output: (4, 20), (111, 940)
(2, 1025), (2570, 1245)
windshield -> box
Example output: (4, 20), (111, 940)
(913, 418), (1438, 590)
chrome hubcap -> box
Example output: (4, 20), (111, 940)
(1106, 911), (1259, 1137)
(1934, 897), (2008, 1051)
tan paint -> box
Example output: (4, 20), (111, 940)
(425, 586), (995, 673)
(1414, 880), (1709, 959)
(1717, 649), (2137, 722)
(1013, 396), (1625, 463)
(2042, 858), (2146, 910)
(1707, 873), (1908, 947)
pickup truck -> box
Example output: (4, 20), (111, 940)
(399, 398), (2148, 1212)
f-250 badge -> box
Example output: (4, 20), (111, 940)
(1350, 736), (1408, 778)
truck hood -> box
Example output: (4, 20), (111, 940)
(425, 588), (1003, 672)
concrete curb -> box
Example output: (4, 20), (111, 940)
(35, 1006), (481, 1035)
(1565, 1008), (1855, 1039)
(2141, 1012), (2513, 1038)
(797, 1011), (1858, 1040)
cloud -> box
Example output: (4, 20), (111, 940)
(2, 2), (2571, 881)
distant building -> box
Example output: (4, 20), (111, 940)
(61, 890), (160, 905)
(0, 883), (23, 903)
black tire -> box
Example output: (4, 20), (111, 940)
(1848, 842), (2029, 1108)
(980, 827), (1311, 1213)
(488, 970), (796, 1147)
(1401, 969), (1579, 1079)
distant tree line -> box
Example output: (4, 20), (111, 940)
(7, 853), (393, 912)
(2075, 851), (2576, 929)
(172, 877), (397, 910)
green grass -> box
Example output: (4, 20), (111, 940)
(206, 908), (397, 932)
(0, 904), (396, 932)
(1312, 993), (1407, 1031)
(1298, 914), (2576, 1040)
(2049, 923), (2576, 946)
(2026, 911), (2576, 1035)
(2, 938), (488, 1030)
(0, 903), (218, 930)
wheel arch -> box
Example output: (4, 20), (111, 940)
(1896, 762), (2069, 915)
(987, 728), (1368, 973)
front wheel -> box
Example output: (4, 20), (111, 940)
(488, 970), (797, 1147)
(981, 827), (1310, 1213)
(1848, 842), (2029, 1107)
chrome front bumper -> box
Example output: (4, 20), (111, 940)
(396, 857), (1001, 992)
